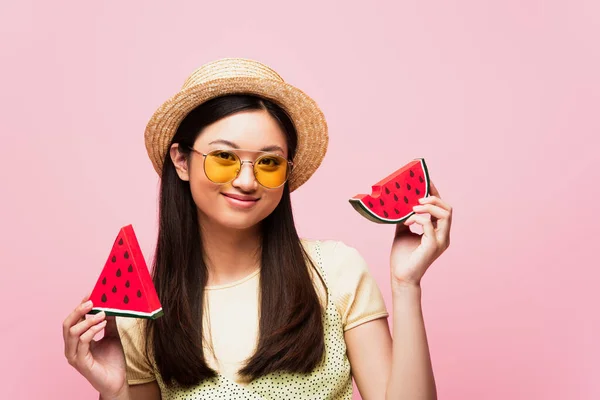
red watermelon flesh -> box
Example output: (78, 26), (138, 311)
(88, 225), (163, 319)
(349, 158), (431, 224)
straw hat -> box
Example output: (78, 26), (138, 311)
(144, 58), (328, 192)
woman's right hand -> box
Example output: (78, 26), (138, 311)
(63, 295), (129, 399)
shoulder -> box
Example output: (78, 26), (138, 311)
(301, 239), (389, 331)
(302, 238), (376, 280)
(302, 238), (369, 278)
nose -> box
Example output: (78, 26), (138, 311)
(231, 161), (258, 192)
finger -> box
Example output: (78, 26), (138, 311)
(404, 213), (435, 238)
(76, 319), (108, 365)
(63, 298), (93, 342)
(413, 204), (451, 223)
(419, 194), (452, 212)
(414, 203), (452, 238)
(63, 300), (94, 360)
(69, 311), (106, 340)
(409, 208), (438, 229)
(63, 294), (92, 337)
(66, 312), (104, 363)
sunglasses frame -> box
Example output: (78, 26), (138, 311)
(186, 146), (294, 189)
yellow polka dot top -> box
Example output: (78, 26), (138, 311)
(117, 240), (389, 399)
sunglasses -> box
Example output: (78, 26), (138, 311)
(187, 147), (293, 189)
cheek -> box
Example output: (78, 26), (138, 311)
(188, 168), (218, 206)
(259, 188), (284, 213)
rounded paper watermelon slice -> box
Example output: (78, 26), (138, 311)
(349, 158), (431, 224)
(88, 224), (163, 319)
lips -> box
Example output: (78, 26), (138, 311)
(221, 193), (260, 210)
(222, 193), (259, 202)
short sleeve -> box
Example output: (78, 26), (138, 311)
(320, 241), (389, 331)
(116, 317), (156, 385)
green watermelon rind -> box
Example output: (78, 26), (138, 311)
(349, 158), (431, 224)
(89, 307), (164, 320)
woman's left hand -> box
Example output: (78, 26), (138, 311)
(390, 181), (453, 289)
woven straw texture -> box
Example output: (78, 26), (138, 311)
(144, 58), (328, 192)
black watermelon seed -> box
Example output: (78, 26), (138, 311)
(404, 196), (409, 203)
(419, 176), (424, 183)
(385, 187), (390, 195)
(383, 210), (389, 217)
(101, 277), (106, 285)
(118, 238), (123, 245)
(410, 170), (415, 177)
(407, 183), (412, 190)
(379, 199), (384, 206)
(394, 208), (400, 214)
(128, 264), (133, 273)
(416, 188), (421, 195)
(368, 201), (373, 208)
(112, 285), (117, 293)
(393, 194), (398, 201)
(123, 295), (129, 304)
(137, 290), (142, 298)
(395, 182), (400, 189)
(101, 293), (107, 303)
(124, 251), (129, 259)
(111, 255), (116, 263)
(125, 280), (130, 288)
(116, 268), (121, 277)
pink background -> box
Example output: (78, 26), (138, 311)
(1, 1), (598, 399)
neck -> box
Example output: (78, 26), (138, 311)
(199, 217), (262, 287)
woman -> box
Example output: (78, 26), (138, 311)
(62, 58), (452, 400)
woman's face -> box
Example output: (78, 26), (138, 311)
(171, 109), (289, 231)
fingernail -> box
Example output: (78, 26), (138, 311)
(419, 198), (425, 203)
(95, 311), (105, 319)
(84, 300), (93, 308)
(413, 205), (423, 210)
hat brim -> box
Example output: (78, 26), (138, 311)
(144, 77), (328, 192)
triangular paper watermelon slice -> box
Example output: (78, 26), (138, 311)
(349, 158), (431, 224)
(88, 225), (163, 319)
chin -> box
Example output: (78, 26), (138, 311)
(217, 213), (263, 231)
(198, 204), (272, 231)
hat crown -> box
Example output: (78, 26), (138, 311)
(182, 58), (284, 89)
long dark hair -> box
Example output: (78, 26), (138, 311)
(144, 94), (325, 387)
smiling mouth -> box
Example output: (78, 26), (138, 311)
(222, 193), (259, 202)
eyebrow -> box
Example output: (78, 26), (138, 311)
(208, 139), (285, 154)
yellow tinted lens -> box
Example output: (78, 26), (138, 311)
(204, 151), (240, 183)
(254, 155), (288, 188)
